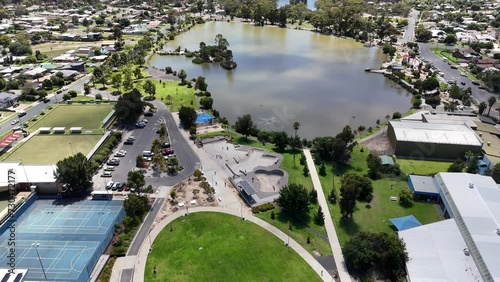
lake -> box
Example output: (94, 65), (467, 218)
(150, 22), (411, 138)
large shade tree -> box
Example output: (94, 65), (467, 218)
(55, 153), (93, 196)
(276, 183), (310, 215)
(115, 88), (144, 124)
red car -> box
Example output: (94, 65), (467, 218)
(162, 148), (174, 155)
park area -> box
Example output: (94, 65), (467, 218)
(317, 145), (444, 245)
(4, 134), (102, 164)
(145, 212), (321, 282)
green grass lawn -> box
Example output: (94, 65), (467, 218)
(431, 49), (458, 62)
(317, 146), (441, 245)
(396, 158), (452, 175)
(70, 95), (97, 101)
(4, 134), (103, 164)
(26, 104), (113, 132)
(145, 213), (321, 282)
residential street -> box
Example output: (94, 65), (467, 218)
(419, 43), (499, 114)
(401, 9), (419, 43)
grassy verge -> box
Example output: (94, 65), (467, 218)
(396, 158), (452, 175)
(317, 146), (441, 245)
(145, 213), (321, 281)
(97, 257), (116, 282)
(431, 49), (458, 62)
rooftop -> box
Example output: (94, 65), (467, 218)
(0, 162), (57, 185)
(389, 121), (483, 146)
(422, 113), (479, 128)
(399, 219), (481, 282)
(435, 173), (500, 281)
(408, 175), (439, 194)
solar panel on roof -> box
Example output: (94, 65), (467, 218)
(13, 273), (23, 282)
(1, 273), (10, 282)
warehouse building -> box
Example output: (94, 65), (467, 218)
(387, 121), (483, 159)
(400, 173), (500, 282)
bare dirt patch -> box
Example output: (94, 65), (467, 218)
(155, 177), (219, 224)
(360, 133), (393, 155)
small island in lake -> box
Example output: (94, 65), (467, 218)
(189, 34), (237, 70)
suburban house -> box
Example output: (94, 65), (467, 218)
(0, 91), (19, 109)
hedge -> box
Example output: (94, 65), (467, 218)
(251, 202), (275, 213)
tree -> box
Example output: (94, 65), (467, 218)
(235, 114), (255, 140)
(343, 232), (408, 280)
(273, 131), (289, 151)
(487, 96), (496, 116)
(415, 24), (432, 42)
(151, 152), (167, 173)
(465, 151), (479, 174)
(178, 69), (187, 84)
(136, 155), (145, 168)
(314, 206), (325, 225)
(491, 163), (500, 183)
(399, 189), (413, 208)
(84, 84), (91, 95)
(289, 135), (302, 163)
(196, 0), (204, 15)
(158, 123), (167, 140)
(195, 76), (208, 91)
(134, 67), (143, 79)
(115, 89), (144, 124)
(443, 34), (457, 45)
(339, 173), (373, 217)
(0, 34), (11, 48)
(478, 101), (487, 115)
(124, 194), (148, 217)
(366, 153), (383, 179)
(111, 73), (122, 89)
(55, 153), (93, 196)
(447, 159), (465, 172)
(276, 183), (310, 215)
(68, 90), (78, 98)
(382, 43), (397, 57)
(143, 79), (156, 99)
(332, 125), (356, 167)
(127, 171), (145, 192)
(199, 97), (213, 109)
(178, 106), (197, 128)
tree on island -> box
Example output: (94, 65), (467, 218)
(178, 106), (197, 128)
(127, 171), (146, 193)
(55, 153), (93, 196)
(193, 34), (237, 70)
(235, 114), (256, 140)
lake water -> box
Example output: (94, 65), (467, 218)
(150, 22), (411, 138)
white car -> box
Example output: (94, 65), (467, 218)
(142, 119), (148, 123)
(104, 166), (115, 171)
(460, 72), (467, 77)
(106, 181), (114, 189)
(115, 150), (127, 157)
(11, 119), (19, 125)
(127, 136), (136, 141)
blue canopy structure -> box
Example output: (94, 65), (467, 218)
(389, 215), (422, 231)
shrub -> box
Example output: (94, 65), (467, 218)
(96, 93), (103, 100)
(68, 90), (78, 98)
(251, 202), (275, 213)
(319, 163), (326, 176)
(399, 189), (414, 208)
(270, 211), (275, 219)
(192, 57), (204, 64)
(99, 257), (116, 282)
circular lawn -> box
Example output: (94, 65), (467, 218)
(145, 212), (321, 282)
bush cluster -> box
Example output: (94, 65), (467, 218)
(90, 131), (122, 171)
(251, 202), (275, 213)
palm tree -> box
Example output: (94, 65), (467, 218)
(293, 121), (300, 137)
(487, 96), (497, 116)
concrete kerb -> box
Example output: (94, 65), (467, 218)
(86, 130), (113, 159)
(132, 207), (331, 282)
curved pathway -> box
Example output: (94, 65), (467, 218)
(132, 207), (331, 282)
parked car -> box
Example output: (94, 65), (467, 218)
(111, 182), (120, 191)
(115, 150), (127, 157)
(104, 166), (115, 171)
(101, 171), (113, 177)
(460, 81), (466, 85)
(451, 65), (458, 69)
(142, 119), (148, 123)
(460, 72), (467, 77)
(11, 119), (19, 125)
(447, 80), (456, 85)
(107, 158), (120, 166)
(144, 111), (154, 117)
(116, 182), (126, 191)
(17, 111), (26, 117)
(106, 181), (114, 190)
(162, 148), (174, 155)
(127, 136), (136, 141)
(135, 122), (146, 128)
(43, 98), (50, 103)
(162, 143), (171, 149)
(124, 140), (134, 145)
(471, 81), (480, 85)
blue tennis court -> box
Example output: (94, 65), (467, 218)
(0, 199), (124, 281)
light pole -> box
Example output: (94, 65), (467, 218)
(32, 243), (47, 280)
(148, 230), (152, 253)
(69, 141), (74, 155)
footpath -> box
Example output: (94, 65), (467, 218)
(303, 149), (352, 282)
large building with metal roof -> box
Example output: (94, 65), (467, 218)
(400, 173), (500, 282)
(387, 121), (483, 159)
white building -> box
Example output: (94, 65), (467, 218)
(0, 163), (59, 193)
(400, 173), (500, 282)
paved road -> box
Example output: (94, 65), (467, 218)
(304, 149), (351, 282)
(127, 197), (165, 256)
(401, 9), (419, 43)
(0, 75), (91, 136)
(96, 100), (200, 188)
(419, 43), (498, 109)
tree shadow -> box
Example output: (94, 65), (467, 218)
(338, 216), (360, 237)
